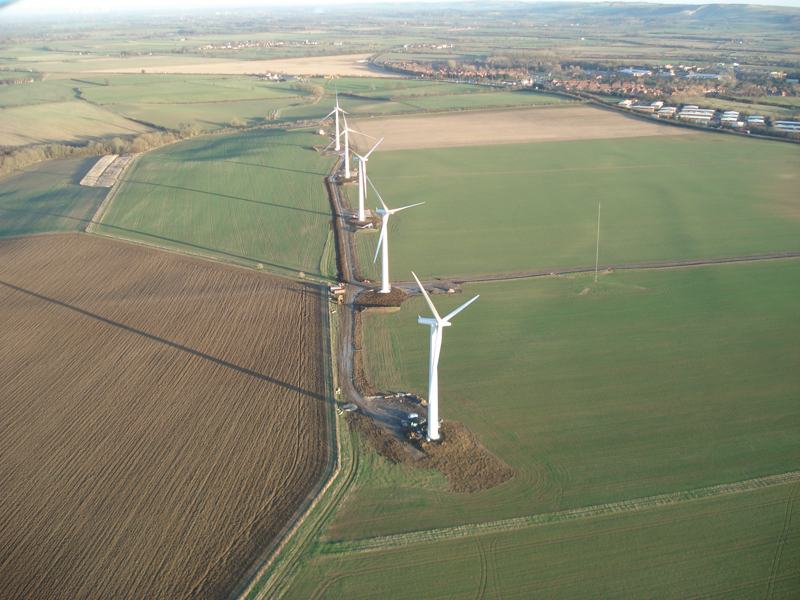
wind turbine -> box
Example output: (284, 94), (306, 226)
(369, 177), (423, 294)
(352, 137), (383, 222)
(340, 114), (363, 179)
(322, 91), (345, 152)
(412, 272), (479, 442)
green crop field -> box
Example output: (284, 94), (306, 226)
(112, 97), (309, 130)
(288, 482), (799, 598)
(320, 77), (478, 97)
(0, 99), (152, 147)
(0, 157), (107, 237)
(75, 74), (305, 104)
(331, 262), (800, 539)
(401, 90), (569, 111)
(0, 78), (75, 108)
(95, 128), (336, 279)
(353, 134), (800, 281)
(73, 74), (314, 130)
(281, 81), (569, 122)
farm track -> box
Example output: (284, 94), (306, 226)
(238, 156), (365, 600)
(395, 251), (800, 287)
(318, 471), (800, 556)
(0, 233), (328, 600)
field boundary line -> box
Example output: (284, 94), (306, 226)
(238, 158), (361, 600)
(397, 251), (800, 287)
(83, 154), (140, 234)
(234, 284), (341, 600)
(319, 471), (800, 555)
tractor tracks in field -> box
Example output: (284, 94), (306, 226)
(318, 471), (800, 556)
(764, 482), (799, 599)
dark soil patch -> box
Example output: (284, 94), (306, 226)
(346, 411), (417, 464)
(348, 214), (381, 230)
(420, 421), (515, 493)
(357, 287), (407, 307)
(346, 412), (514, 493)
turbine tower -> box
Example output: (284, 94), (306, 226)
(352, 137), (383, 222)
(322, 92), (345, 152)
(369, 177), (423, 294)
(340, 114), (360, 179)
(412, 272), (479, 441)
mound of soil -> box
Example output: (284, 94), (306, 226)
(421, 421), (515, 493)
(346, 412), (514, 493)
(357, 287), (407, 307)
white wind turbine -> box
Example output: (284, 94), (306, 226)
(340, 114), (361, 179)
(369, 177), (423, 294)
(352, 137), (383, 222)
(412, 272), (479, 441)
(322, 91), (346, 152)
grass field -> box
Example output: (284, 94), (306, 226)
(0, 99), (151, 146)
(330, 262), (800, 538)
(280, 83), (569, 122)
(96, 128), (336, 279)
(400, 90), (569, 111)
(112, 96), (308, 130)
(75, 74), (305, 104)
(0, 74), (315, 137)
(353, 134), (800, 281)
(288, 482), (799, 598)
(0, 78), (75, 108)
(0, 157), (106, 237)
(75, 74), (313, 129)
(0, 233), (328, 600)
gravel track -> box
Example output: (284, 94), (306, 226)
(319, 471), (800, 555)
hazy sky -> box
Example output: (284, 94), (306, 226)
(3, 0), (800, 13)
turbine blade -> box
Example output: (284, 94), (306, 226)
(389, 201), (424, 214)
(367, 176), (389, 212)
(373, 224), (386, 264)
(344, 126), (377, 140)
(412, 271), (441, 322)
(442, 295), (480, 322)
(364, 137), (383, 159)
(323, 109), (336, 120)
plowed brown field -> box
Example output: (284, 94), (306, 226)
(0, 234), (329, 599)
(351, 105), (697, 150)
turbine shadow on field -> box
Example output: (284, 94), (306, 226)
(217, 159), (330, 177)
(0, 278), (325, 401)
(159, 153), (329, 177)
(120, 179), (329, 216)
(0, 207), (326, 279)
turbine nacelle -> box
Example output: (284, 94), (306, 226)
(418, 316), (449, 327)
